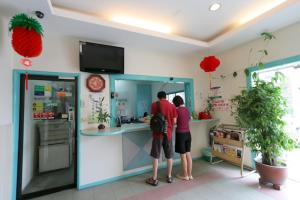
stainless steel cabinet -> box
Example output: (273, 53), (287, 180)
(36, 120), (71, 173)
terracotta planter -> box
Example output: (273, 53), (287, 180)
(255, 159), (288, 190)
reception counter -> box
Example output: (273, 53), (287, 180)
(80, 119), (219, 136)
(79, 119), (219, 189)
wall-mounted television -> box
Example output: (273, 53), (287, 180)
(79, 41), (124, 74)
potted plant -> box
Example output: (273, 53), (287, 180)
(231, 32), (295, 190)
(198, 97), (213, 120)
(95, 97), (110, 129)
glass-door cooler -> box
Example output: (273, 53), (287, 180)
(17, 74), (78, 199)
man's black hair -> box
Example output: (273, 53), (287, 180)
(157, 91), (167, 99)
(172, 95), (184, 107)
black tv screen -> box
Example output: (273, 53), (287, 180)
(80, 42), (124, 74)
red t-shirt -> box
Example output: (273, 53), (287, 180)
(151, 99), (177, 140)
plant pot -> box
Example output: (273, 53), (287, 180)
(255, 158), (288, 190)
(98, 124), (105, 129)
(198, 112), (212, 120)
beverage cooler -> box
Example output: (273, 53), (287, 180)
(17, 74), (78, 199)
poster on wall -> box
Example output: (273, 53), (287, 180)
(87, 93), (106, 124)
(212, 98), (230, 111)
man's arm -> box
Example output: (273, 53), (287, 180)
(173, 117), (177, 124)
(173, 105), (178, 124)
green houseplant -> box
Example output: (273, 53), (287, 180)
(95, 97), (110, 129)
(231, 32), (295, 190)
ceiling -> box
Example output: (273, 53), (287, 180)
(1, 0), (300, 54)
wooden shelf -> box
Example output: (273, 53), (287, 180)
(210, 124), (256, 177)
(212, 150), (242, 166)
(213, 136), (243, 148)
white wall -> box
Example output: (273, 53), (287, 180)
(213, 21), (300, 124)
(0, 17), (13, 200)
(0, 14), (210, 196)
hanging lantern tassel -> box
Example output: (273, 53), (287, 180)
(208, 72), (211, 89)
(25, 72), (29, 90)
(21, 58), (32, 91)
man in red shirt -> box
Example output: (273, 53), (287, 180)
(146, 91), (177, 186)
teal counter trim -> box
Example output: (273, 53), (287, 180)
(246, 54), (300, 89)
(12, 70), (81, 199)
(109, 74), (195, 128)
(79, 156), (202, 190)
(191, 119), (219, 123)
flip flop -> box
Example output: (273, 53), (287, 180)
(146, 177), (159, 186)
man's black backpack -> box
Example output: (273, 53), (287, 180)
(150, 101), (167, 135)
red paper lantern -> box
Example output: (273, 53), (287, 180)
(12, 27), (42, 58)
(9, 13), (43, 90)
(200, 56), (220, 72)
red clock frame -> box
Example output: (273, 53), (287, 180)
(86, 74), (105, 92)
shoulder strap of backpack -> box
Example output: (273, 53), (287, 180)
(156, 101), (161, 113)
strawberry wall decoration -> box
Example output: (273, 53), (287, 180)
(200, 56), (220, 89)
(9, 13), (43, 90)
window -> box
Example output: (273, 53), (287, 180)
(253, 61), (300, 144)
(167, 91), (186, 104)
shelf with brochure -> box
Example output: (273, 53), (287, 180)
(210, 124), (255, 177)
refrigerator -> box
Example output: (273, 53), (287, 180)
(17, 74), (78, 199)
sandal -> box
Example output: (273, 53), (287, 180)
(166, 176), (173, 183)
(146, 177), (159, 186)
(176, 174), (189, 181)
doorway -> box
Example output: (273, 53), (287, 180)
(13, 71), (80, 199)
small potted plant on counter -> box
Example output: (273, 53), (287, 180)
(198, 97), (213, 120)
(95, 97), (110, 129)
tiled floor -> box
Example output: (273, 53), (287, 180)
(34, 160), (300, 200)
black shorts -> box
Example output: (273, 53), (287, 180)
(150, 136), (173, 159)
(175, 132), (191, 154)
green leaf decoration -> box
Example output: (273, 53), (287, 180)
(244, 68), (250, 76)
(261, 32), (276, 41)
(258, 49), (268, 55)
(9, 13), (43, 36)
(258, 62), (264, 69)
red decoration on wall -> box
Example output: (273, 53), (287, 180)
(86, 75), (105, 92)
(200, 56), (221, 89)
(200, 56), (220, 72)
(12, 27), (42, 58)
(9, 13), (43, 91)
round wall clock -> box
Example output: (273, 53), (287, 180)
(86, 75), (105, 92)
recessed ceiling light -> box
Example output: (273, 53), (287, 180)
(111, 16), (172, 34)
(209, 3), (221, 11)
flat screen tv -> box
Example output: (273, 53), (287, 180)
(79, 42), (124, 74)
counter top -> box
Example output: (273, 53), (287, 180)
(81, 119), (219, 136)
(81, 123), (150, 136)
